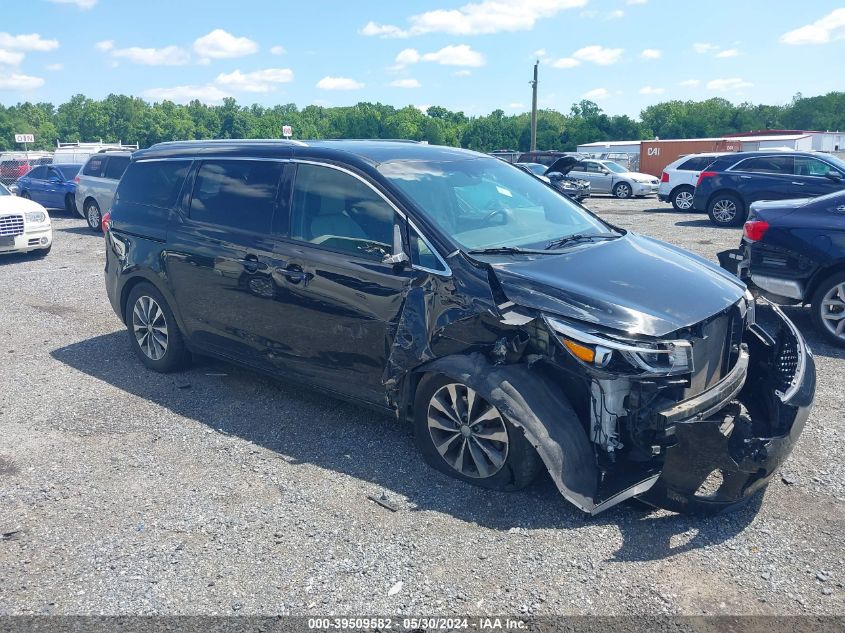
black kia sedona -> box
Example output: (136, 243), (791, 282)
(104, 140), (815, 516)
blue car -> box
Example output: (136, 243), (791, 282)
(15, 163), (82, 213)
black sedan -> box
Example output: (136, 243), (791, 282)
(719, 189), (845, 346)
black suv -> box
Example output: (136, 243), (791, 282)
(105, 139), (814, 516)
(693, 151), (845, 227)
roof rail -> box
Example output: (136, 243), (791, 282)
(56, 140), (139, 149)
(149, 138), (309, 148)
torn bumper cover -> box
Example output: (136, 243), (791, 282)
(640, 301), (815, 514)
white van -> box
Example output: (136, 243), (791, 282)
(53, 141), (139, 165)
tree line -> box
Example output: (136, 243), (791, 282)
(2, 91), (844, 154)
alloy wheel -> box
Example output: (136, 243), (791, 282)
(675, 190), (694, 210)
(615, 183), (631, 198)
(820, 282), (845, 341)
(712, 199), (737, 223)
(86, 203), (101, 231)
(132, 295), (169, 360)
(426, 383), (509, 479)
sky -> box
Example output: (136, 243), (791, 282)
(2, 0), (845, 118)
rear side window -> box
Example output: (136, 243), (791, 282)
(103, 156), (130, 180)
(188, 160), (284, 233)
(117, 160), (191, 209)
(83, 156), (105, 177)
(27, 166), (48, 179)
(734, 156), (794, 174)
(677, 157), (709, 171)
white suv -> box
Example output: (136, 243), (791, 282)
(657, 153), (725, 211)
(0, 183), (52, 257)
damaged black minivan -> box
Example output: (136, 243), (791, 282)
(104, 140), (815, 515)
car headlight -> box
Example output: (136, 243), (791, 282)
(25, 211), (47, 223)
(545, 316), (694, 376)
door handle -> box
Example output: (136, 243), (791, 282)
(740, 176), (752, 179)
(280, 265), (308, 283)
(238, 255), (264, 273)
(790, 181), (805, 186)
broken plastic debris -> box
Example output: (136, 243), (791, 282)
(388, 581), (403, 596)
(367, 492), (398, 512)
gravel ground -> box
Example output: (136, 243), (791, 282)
(0, 197), (843, 617)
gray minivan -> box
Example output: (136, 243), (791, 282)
(75, 151), (132, 231)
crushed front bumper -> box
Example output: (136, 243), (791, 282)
(639, 301), (815, 514)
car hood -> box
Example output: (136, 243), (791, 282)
(0, 195), (48, 214)
(487, 233), (745, 337)
(544, 156), (580, 175)
(627, 172), (658, 182)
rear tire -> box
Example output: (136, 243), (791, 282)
(671, 186), (695, 211)
(413, 373), (541, 491)
(707, 193), (745, 227)
(125, 283), (191, 372)
(613, 182), (632, 199)
(810, 271), (845, 347)
(84, 199), (101, 232)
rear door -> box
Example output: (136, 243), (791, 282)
(570, 161), (610, 192)
(45, 166), (67, 208)
(729, 155), (796, 203)
(164, 158), (289, 366)
(101, 155), (131, 211)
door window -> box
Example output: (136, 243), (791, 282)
(118, 160), (191, 209)
(795, 156), (838, 177)
(578, 162), (601, 173)
(734, 156), (794, 174)
(27, 166), (47, 179)
(290, 163), (395, 261)
(104, 156), (130, 180)
(83, 156), (106, 177)
(188, 160), (284, 233)
(678, 157), (711, 171)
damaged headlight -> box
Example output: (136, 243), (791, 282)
(545, 316), (694, 377)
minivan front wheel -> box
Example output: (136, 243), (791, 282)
(707, 193), (745, 227)
(126, 283), (190, 372)
(413, 374), (540, 491)
(84, 199), (101, 232)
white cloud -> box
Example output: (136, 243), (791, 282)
(453, 69), (472, 77)
(679, 79), (700, 87)
(415, 104), (432, 113)
(47, 0), (96, 8)
(781, 8), (845, 45)
(551, 57), (579, 68)
(716, 48), (739, 58)
(693, 42), (718, 54)
(706, 77), (753, 92)
(360, 0), (587, 38)
(572, 45), (623, 65)
(394, 44), (485, 68)
(0, 49), (25, 65)
(607, 9), (624, 19)
(46, 63), (63, 71)
(193, 29), (258, 60)
(508, 102), (525, 109)
(0, 33), (59, 52)
(112, 45), (190, 66)
(640, 48), (661, 60)
(391, 78), (422, 88)
(95, 40), (114, 52)
(639, 86), (665, 95)
(583, 87), (609, 100)
(316, 76), (364, 90)
(215, 68), (294, 92)
(144, 84), (230, 104)
(270, 45), (286, 55)
(0, 72), (45, 90)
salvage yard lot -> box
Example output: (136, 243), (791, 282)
(0, 197), (843, 616)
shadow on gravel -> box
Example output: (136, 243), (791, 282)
(0, 251), (46, 265)
(56, 226), (99, 237)
(52, 331), (761, 559)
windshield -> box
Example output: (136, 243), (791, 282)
(824, 154), (845, 173)
(601, 161), (628, 174)
(521, 163), (547, 176)
(378, 157), (612, 251)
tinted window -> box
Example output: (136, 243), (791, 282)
(678, 157), (710, 171)
(117, 160), (191, 208)
(27, 166), (48, 179)
(83, 156), (105, 177)
(795, 156), (837, 177)
(54, 165), (81, 179)
(103, 156), (130, 180)
(188, 160), (283, 233)
(735, 156), (794, 174)
(290, 163), (394, 261)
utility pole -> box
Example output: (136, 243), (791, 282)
(530, 59), (539, 152)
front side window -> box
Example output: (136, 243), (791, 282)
(795, 156), (838, 177)
(379, 157), (611, 252)
(578, 162), (600, 173)
(117, 160), (191, 209)
(290, 163), (395, 261)
(104, 156), (130, 180)
(53, 165), (80, 180)
(189, 160), (283, 233)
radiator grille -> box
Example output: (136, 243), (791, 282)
(0, 214), (24, 237)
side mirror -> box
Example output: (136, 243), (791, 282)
(826, 170), (843, 182)
(383, 223), (410, 267)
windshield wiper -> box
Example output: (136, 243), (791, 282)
(467, 246), (550, 255)
(545, 232), (620, 250)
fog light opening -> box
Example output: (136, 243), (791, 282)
(40, 237), (48, 245)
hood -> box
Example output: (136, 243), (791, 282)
(0, 195), (48, 214)
(488, 233), (745, 337)
(544, 156), (580, 176)
(628, 172), (659, 182)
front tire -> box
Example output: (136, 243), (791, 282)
(810, 272), (845, 347)
(613, 182), (632, 199)
(413, 373), (541, 491)
(84, 199), (101, 232)
(671, 186), (695, 211)
(125, 283), (191, 372)
(707, 193), (745, 227)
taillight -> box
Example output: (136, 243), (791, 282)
(696, 171), (717, 186)
(74, 176), (80, 184)
(101, 211), (111, 234)
(660, 172), (669, 183)
(743, 219), (769, 242)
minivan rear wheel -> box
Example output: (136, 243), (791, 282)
(811, 272), (845, 347)
(84, 199), (101, 232)
(126, 283), (191, 372)
(707, 193), (745, 227)
(413, 374), (541, 491)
